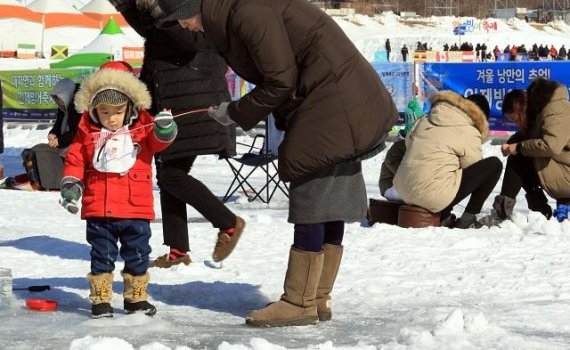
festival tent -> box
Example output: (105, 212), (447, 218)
(25, 0), (104, 57)
(26, 0), (99, 28)
(80, 0), (128, 27)
(50, 17), (140, 69)
(0, 0), (42, 53)
(0, 0), (42, 22)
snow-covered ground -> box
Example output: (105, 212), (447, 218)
(2, 9), (570, 350)
(1, 124), (570, 350)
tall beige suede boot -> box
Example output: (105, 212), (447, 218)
(316, 244), (343, 321)
(246, 247), (324, 327)
(122, 272), (156, 316)
(87, 272), (114, 318)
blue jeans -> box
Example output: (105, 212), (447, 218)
(86, 218), (151, 275)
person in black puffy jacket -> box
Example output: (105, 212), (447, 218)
(110, 0), (244, 267)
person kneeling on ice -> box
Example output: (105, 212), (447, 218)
(495, 78), (570, 223)
(59, 62), (178, 318)
(393, 93), (503, 229)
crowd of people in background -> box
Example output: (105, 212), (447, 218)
(393, 40), (570, 62)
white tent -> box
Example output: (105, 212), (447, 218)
(25, 0), (103, 56)
(27, 0), (83, 14)
(0, 0), (42, 53)
(81, 19), (136, 53)
(80, 0), (128, 27)
(0, 0), (25, 5)
(50, 18), (141, 68)
(80, 0), (116, 14)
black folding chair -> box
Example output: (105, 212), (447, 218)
(222, 116), (289, 204)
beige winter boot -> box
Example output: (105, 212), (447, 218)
(246, 247), (324, 327)
(87, 272), (114, 318)
(316, 244), (343, 321)
(122, 272), (156, 316)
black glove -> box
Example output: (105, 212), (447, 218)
(136, 0), (163, 18)
(59, 177), (84, 215)
(207, 102), (235, 126)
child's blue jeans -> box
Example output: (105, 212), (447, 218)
(86, 218), (151, 275)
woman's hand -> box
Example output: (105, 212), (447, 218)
(47, 134), (59, 148)
(501, 143), (518, 156)
(207, 102), (235, 126)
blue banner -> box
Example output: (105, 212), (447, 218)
(418, 61), (570, 131)
(373, 50), (388, 62)
(371, 62), (413, 113)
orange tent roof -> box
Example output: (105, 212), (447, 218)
(0, 4), (42, 22)
(27, 0), (100, 29)
(80, 0), (128, 27)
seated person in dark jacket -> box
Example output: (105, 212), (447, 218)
(379, 98), (425, 201)
(21, 78), (81, 190)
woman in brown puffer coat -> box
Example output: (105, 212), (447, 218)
(158, 0), (399, 327)
(394, 91), (503, 229)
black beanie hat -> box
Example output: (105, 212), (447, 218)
(157, 0), (202, 23)
(466, 94), (491, 118)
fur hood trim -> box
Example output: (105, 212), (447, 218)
(74, 69), (151, 114)
(430, 90), (489, 139)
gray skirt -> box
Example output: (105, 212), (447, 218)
(288, 161), (367, 224)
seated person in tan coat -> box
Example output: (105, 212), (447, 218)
(393, 92), (503, 229)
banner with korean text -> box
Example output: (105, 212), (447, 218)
(370, 62), (414, 113)
(0, 68), (94, 121)
(418, 62), (570, 131)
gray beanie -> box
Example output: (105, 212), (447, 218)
(157, 0), (202, 22)
(91, 89), (130, 109)
(89, 89), (135, 126)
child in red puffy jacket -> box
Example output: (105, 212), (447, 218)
(60, 62), (177, 318)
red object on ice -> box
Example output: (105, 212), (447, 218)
(25, 299), (57, 311)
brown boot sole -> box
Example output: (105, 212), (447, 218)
(245, 316), (318, 327)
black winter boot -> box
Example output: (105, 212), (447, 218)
(124, 300), (157, 316)
(454, 213), (483, 229)
(492, 195), (516, 220)
(525, 189), (552, 219)
(440, 214), (457, 228)
(92, 303), (113, 318)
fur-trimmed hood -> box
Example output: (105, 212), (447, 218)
(429, 90), (489, 140)
(74, 69), (152, 115)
